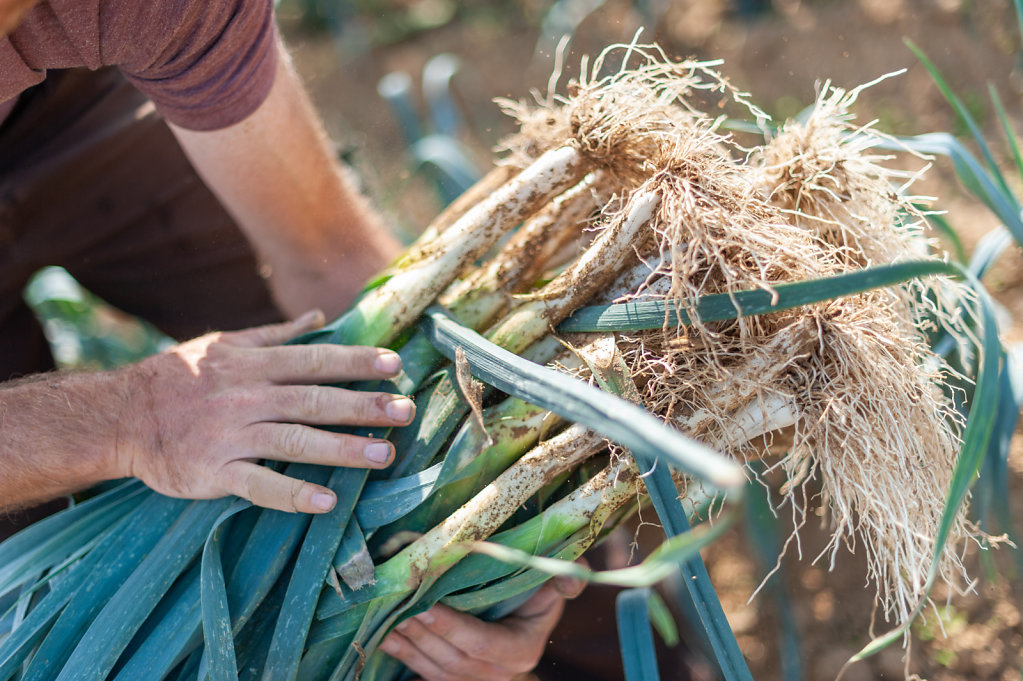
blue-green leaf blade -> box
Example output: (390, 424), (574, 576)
(0, 515), (133, 680)
(559, 260), (961, 332)
(617, 588), (661, 681)
(355, 463), (442, 531)
(201, 501), (251, 681)
(905, 40), (1010, 197)
(0, 481), (146, 600)
(894, 134), (1023, 248)
(261, 468), (368, 681)
(421, 307), (745, 492)
(54, 498), (229, 681)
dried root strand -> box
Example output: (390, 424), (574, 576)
(498, 42), (764, 184)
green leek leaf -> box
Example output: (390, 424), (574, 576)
(559, 260), (961, 333)
(905, 40), (1011, 198)
(617, 588), (661, 681)
(201, 500), (251, 681)
(55, 499), (229, 681)
(421, 306), (745, 492)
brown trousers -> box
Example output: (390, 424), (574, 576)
(0, 67), (282, 381)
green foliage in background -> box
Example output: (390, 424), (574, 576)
(23, 267), (170, 369)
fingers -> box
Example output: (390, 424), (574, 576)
(130, 316), (416, 513)
(550, 559), (589, 600)
(377, 580), (580, 680)
(246, 423), (395, 468)
(381, 611), (516, 681)
(257, 345), (404, 384)
(260, 386), (415, 427)
(222, 460), (337, 513)
(391, 604), (544, 672)
(380, 630), (455, 681)
(228, 309), (326, 347)
(498, 586), (566, 647)
(220, 311), (404, 385)
(551, 574), (587, 600)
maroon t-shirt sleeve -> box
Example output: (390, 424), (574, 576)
(0, 0), (279, 131)
(110, 0), (279, 131)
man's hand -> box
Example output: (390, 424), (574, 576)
(0, 311), (414, 514)
(379, 575), (587, 681)
(116, 311), (414, 514)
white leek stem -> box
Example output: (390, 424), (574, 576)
(357, 145), (588, 345)
(397, 423), (605, 587)
(488, 189), (661, 353)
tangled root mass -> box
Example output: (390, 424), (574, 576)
(495, 45), (978, 625)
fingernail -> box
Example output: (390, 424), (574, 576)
(311, 492), (335, 511)
(395, 620), (409, 632)
(374, 351), (402, 375)
(380, 637), (399, 654)
(364, 442), (392, 465)
(385, 397), (414, 423)
(415, 611), (435, 626)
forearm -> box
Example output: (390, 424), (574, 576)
(0, 370), (130, 510)
(169, 41), (401, 319)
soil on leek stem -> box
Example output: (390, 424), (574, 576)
(282, 1), (1023, 678)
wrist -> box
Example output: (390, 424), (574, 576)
(106, 361), (152, 482)
(262, 240), (399, 319)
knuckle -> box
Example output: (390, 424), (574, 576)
(462, 637), (493, 659)
(244, 322), (286, 347)
(207, 388), (247, 415)
(296, 388), (327, 422)
(230, 387), (261, 411)
(208, 350), (255, 385)
(350, 345), (377, 367)
(205, 341), (238, 368)
(455, 659), (502, 681)
(445, 648), (473, 670)
(339, 393), (373, 424)
(353, 395), (379, 423)
(436, 668), (460, 681)
(430, 619), (456, 639)
(277, 426), (308, 459)
(218, 461), (252, 501)
(305, 345), (331, 375)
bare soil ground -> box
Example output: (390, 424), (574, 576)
(282, 1), (1023, 678)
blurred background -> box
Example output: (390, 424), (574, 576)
(29, 1), (1023, 678)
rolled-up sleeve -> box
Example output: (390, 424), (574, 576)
(0, 40), (45, 102)
(112, 0), (279, 131)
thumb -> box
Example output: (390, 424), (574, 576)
(503, 584), (566, 643)
(551, 557), (589, 599)
(551, 573), (587, 600)
(228, 310), (325, 347)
